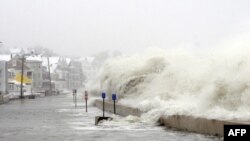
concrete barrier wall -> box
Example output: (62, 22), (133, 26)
(160, 115), (222, 136)
(94, 99), (142, 117)
(94, 99), (250, 137)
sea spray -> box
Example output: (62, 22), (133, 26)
(87, 48), (250, 122)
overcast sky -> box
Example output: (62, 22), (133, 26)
(0, 0), (250, 56)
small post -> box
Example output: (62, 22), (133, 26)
(47, 56), (52, 95)
(112, 94), (117, 114)
(86, 99), (88, 112)
(102, 92), (106, 117)
(85, 91), (88, 112)
(72, 91), (74, 103)
(20, 55), (25, 99)
(73, 89), (77, 108)
(75, 89), (77, 108)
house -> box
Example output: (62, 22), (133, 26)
(68, 60), (84, 89)
(80, 57), (96, 81)
(42, 56), (59, 91)
(25, 55), (43, 92)
(7, 56), (32, 94)
(0, 61), (8, 95)
(53, 57), (69, 90)
(41, 66), (55, 93)
(41, 56), (85, 91)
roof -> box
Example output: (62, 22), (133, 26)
(0, 54), (11, 61)
(9, 48), (21, 54)
(26, 55), (42, 62)
(79, 57), (95, 63)
(66, 58), (71, 65)
(42, 56), (60, 73)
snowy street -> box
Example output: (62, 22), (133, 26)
(0, 94), (221, 141)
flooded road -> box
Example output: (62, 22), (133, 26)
(0, 94), (222, 141)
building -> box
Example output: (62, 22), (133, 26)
(0, 61), (8, 94)
(25, 55), (43, 92)
(68, 60), (84, 89)
(53, 58), (69, 90)
(7, 56), (32, 94)
(42, 56), (60, 91)
(42, 66), (55, 93)
(80, 57), (96, 81)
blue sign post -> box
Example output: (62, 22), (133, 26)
(102, 92), (106, 117)
(112, 94), (116, 101)
(112, 94), (117, 114)
(94, 92), (114, 125)
(102, 92), (106, 99)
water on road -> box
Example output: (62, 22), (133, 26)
(0, 94), (222, 141)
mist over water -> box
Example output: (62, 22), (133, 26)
(87, 35), (250, 122)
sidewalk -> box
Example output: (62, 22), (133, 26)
(0, 90), (69, 105)
(0, 95), (9, 104)
(0, 92), (45, 104)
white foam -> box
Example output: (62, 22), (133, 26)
(88, 40), (250, 122)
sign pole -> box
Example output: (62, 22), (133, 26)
(112, 94), (117, 114)
(75, 90), (77, 108)
(86, 99), (88, 112)
(85, 91), (88, 112)
(73, 89), (77, 108)
(102, 92), (106, 117)
(103, 98), (105, 117)
(114, 100), (116, 114)
(73, 90), (74, 103)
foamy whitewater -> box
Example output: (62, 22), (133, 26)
(87, 45), (250, 122)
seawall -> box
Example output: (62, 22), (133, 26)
(94, 99), (142, 117)
(94, 99), (250, 137)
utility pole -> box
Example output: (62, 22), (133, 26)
(20, 55), (25, 99)
(47, 56), (52, 95)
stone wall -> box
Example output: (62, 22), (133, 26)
(94, 99), (250, 137)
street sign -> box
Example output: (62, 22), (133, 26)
(112, 94), (116, 101)
(102, 92), (106, 99)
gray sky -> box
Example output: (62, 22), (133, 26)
(0, 0), (250, 56)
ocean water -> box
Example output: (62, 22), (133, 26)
(87, 47), (250, 122)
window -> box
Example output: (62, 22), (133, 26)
(12, 60), (16, 66)
(8, 72), (14, 78)
(8, 83), (14, 90)
(27, 72), (32, 78)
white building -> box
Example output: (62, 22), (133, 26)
(42, 56), (60, 90)
(0, 61), (8, 94)
(7, 56), (32, 94)
(80, 57), (97, 81)
(26, 55), (43, 92)
(68, 60), (84, 89)
(54, 58), (69, 90)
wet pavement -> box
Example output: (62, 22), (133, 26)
(0, 94), (222, 141)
